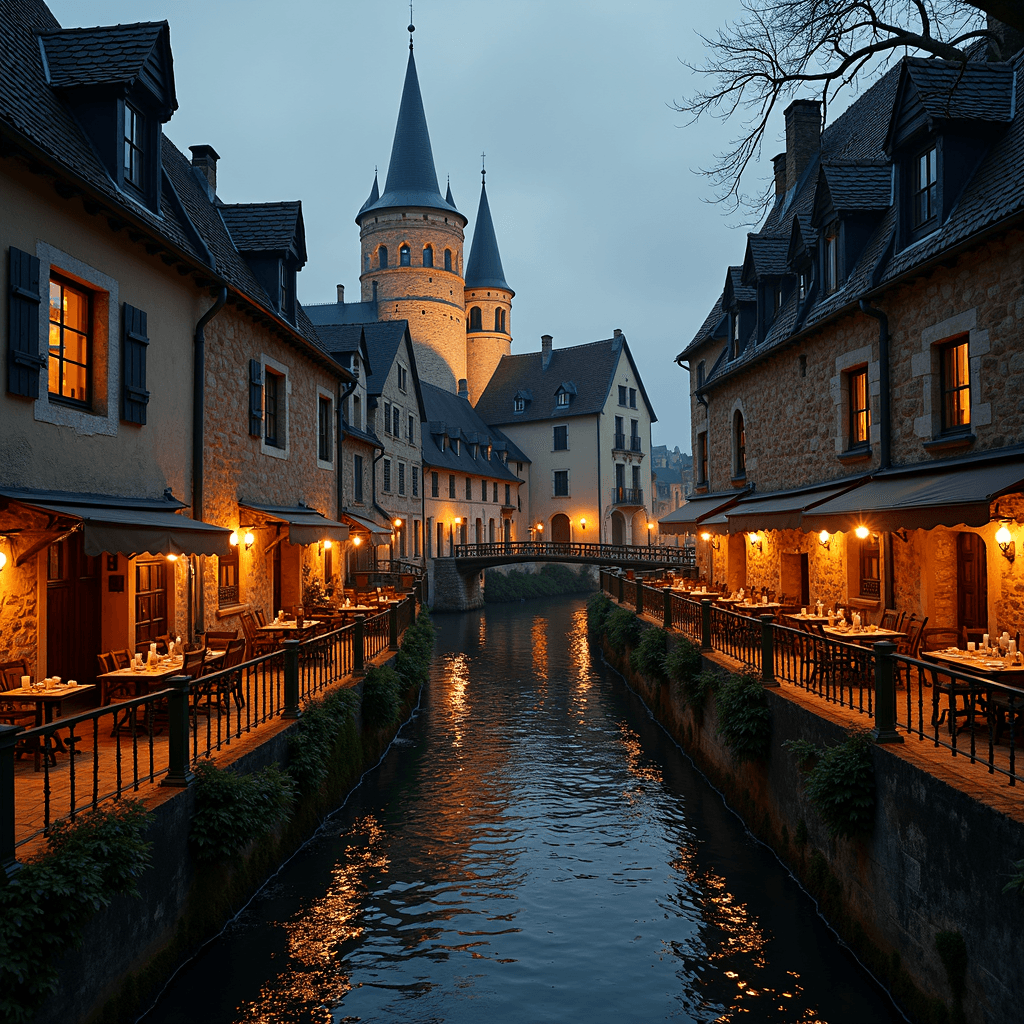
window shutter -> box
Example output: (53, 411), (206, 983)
(121, 303), (150, 424)
(7, 247), (45, 398)
(249, 359), (262, 436)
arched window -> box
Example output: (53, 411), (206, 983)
(400, 244), (410, 266)
(494, 308), (501, 332)
(469, 306), (482, 331)
(733, 410), (746, 478)
(364, 253), (370, 273)
(444, 248), (452, 271)
(423, 245), (433, 268)
(378, 246), (388, 269)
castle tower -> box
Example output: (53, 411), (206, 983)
(356, 36), (468, 393)
(464, 170), (514, 403)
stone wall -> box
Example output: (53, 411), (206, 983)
(430, 558), (483, 611)
(464, 285), (512, 402)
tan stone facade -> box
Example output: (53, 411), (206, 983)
(465, 286), (512, 403)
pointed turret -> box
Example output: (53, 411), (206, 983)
(446, 178), (456, 208)
(465, 179), (513, 294)
(357, 171), (380, 217)
(358, 50), (460, 219)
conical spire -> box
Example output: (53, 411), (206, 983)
(358, 50), (459, 219)
(357, 170), (380, 216)
(445, 177), (455, 207)
(465, 177), (512, 293)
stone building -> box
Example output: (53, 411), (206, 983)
(666, 36), (1024, 637)
(0, 2), (353, 681)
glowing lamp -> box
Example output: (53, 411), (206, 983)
(747, 532), (762, 553)
(394, 518), (403, 528)
(996, 524), (1015, 562)
(324, 539), (333, 550)
(166, 553), (178, 562)
(818, 530), (831, 550)
(454, 517), (462, 525)
(0, 551), (6, 571)
(855, 526), (870, 540)
(700, 532), (711, 542)
(243, 531), (255, 550)
(580, 517), (586, 530)
(229, 531), (239, 547)
(353, 535), (362, 547)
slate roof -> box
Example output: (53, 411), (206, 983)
(0, 1), (339, 372)
(680, 48), (1024, 383)
(305, 300), (380, 326)
(420, 382), (527, 480)
(465, 181), (512, 292)
(40, 21), (174, 103)
(744, 236), (790, 280)
(219, 202), (307, 262)
(475, 335), (657, 426)
(358, 49), (460, 220)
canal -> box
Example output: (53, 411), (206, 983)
(144, 596), (902, 1023)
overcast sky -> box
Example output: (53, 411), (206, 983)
(49, 0), (769, 451)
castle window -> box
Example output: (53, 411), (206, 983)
(400, 244), (411, 266)
(469, 306), (482, 331)
(423, 245), (433, 267)
(444, 248), (452, 271)
(378, 246), (388, 269)
(732, 410), (746, 479)
(495, 308), (506, 333)
(364, 253), (370, 273)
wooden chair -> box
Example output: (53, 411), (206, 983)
(879, 608), (900, 631)
(900, 616), (929, 659)
(960, 626), (986, 649)
(205, 630), (239, 652)
(921, 627), (960, 652)
(218, 638), (248, 709)
(112, 650), (132, 669)
(254, 608), (267, 627)
(240, 611), (276, 659)
(0, 659), (37, 734)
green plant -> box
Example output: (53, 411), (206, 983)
(287, 688), (359, 794)
(485, 564), (596, 603)
(301, 561), (328, 607)
(189, 759), (295, 863)
(606, 606), (643, 654)
(587, 591), (615, 634)
(1003, 858), (1024, 895)
(361, 664), (403, 729)
(394, 610), (436, 690)
(0, 801), (152, 1023)
(784, 730), (876, 840)
(630, 626), (669, 682)
(664, 638), (702, 687)
(715, 673), (772, 761)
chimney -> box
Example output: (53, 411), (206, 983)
(613, 328), (622, 338)
(336, 284), (345, 303)
(772, 153), (787, 200)
(783, 100), (821, 193)
(188, 144), (220, 197)
(541, 334), (553, 370)
(457, 378), (469, 400)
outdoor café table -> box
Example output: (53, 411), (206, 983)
(921, 649), (1024, 736)
(0, 683), (95, 769)
(715, 595), (745, 605)
(821, 625), (906, 645)
(783, 613), (832, 625)
(256, 619), (322, 638)
(735, 602), (782, 614)
(97, 650), (224, 703)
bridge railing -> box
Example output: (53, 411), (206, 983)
(454, 541), (693, 565)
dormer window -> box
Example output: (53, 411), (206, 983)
(798, 271), (808, 301)
(514, 396), (525, 413)
(452, 437), (460, 455)
(123, 103), (145, 190)
(556, 391), (570, 407)
(824, 228), (839, 294)
(279, 260), (289, 317)
(913, 146), (938, 230)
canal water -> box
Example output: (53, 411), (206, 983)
(145, 596), (902, 1024)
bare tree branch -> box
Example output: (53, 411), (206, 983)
(675, 1), (994, 216)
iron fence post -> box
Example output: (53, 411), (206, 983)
(353, 614), (365, 676)
(0, 724), (21, 878)
(701, 599), (712, 651)
(617, 572), (625, 604)
(283, 639), (301, 718)
(389, 602), (399, 651)
(871, 641), (904, 743)
(162, 676), (194, 787)
(636, 577), (644, 614)
(663, 589), (672, 630)
(760, 615), (778, 686)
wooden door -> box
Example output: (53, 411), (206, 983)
(611, 511), (625, 546)
(46, 533), (101, 684)
(272, 543), (282, 614)
(957, 532), (988, 632)
(552, 513), (571, 545)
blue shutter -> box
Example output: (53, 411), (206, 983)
(249, 359), (263, 436)
(121, 303), (150, 424)
(7, 247), (45, 397)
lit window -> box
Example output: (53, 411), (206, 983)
(400, 244), (410, 266)
(218, 548), (239, 608)
(48, 275), (90, 405)
(848, 367), (870, 448)
(858, 533), (881, 599)
(940, 337), (970, 432)
(556, 390), (569, 407)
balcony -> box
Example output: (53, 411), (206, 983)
(630, 436), (642, 452)
(611, 486), (644, 507)
(614, 432), (627, 451)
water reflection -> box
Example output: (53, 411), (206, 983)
(146, 596), (901, 1024)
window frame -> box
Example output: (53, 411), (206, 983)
(732, 409), (746, 480)
(448, 474), (456, 499)
(122, 101), (145, 192)
(912, 144), (938, 232)
(824, 227), (839, 295)
(847, 366), (870, 450)
(422, 245), (433, 268)
(218, 547), (240, 608)
(697, 431), (708, 485)
(316, 389), (334, 468)
(47, 272), (92, 408)
(939, 336), (971, 434)
(382, 457), (392, 493)
(431, 471), (439, 498)
(553, 424), (568, 451)
(353, 454), (364, 503)
(556, 390), (570, 407)
(553, 470), (569, 497)
(400, 244), (411, 266)
(858, 533), (881, 600)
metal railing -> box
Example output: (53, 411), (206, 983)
(598, 572), (1024, 788)
(611, 487), (644, 506)
(2, 596), (419, 865)
(456, 541), (691, 565)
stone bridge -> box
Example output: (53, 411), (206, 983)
(430, 542), (695, 612)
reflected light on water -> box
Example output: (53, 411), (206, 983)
(444, 652), (471, 748)
(531, 616), (547, 681)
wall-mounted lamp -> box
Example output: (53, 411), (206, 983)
(996, 523), (1015, 563)
(536, 522), (544, 533)
(747, 531), (762, 553)
(893, 529), (909, 543)
(393, 518), (403, 529)
(243, 531), (255, 550)
(647, 521), (654, 548)
(166, 553), (179, 562)
(700, 531), (720, 551)
(229, 531), (239, 547)
(454, 517), (462, 526)
(324, 539), (333, 550)
(353, 535), (362, 547)
(854, 525), (870, 540)
(0, 550), (7, 571)
(818, 530), (831, 551)
(580, 517), (586, 531)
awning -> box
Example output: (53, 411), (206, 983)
(340, 510), (393, 544)
(725, 479), (866, 534)
(240, 502), (350, 545)
(802, 456), (1024, 533)
(0, 489), (231, 558)
(658, 490), (749, 535)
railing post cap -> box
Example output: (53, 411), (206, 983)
(167, 673), (191, 691)
(282, 638), (301, 647)
(0, 722), (23, 744)
(872, 640), (899, 654)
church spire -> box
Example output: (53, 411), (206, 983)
(465, 173), (512, 293)
(357, 46), (460, 220)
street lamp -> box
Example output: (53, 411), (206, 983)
(647, 522), (653, 548)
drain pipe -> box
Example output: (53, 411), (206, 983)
(336, 378), (358, 520)
(191, 287), (228, 640)
(859, 298), (894, 609)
